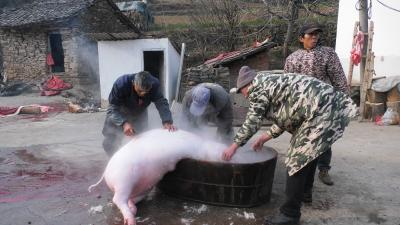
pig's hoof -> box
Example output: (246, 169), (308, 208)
(124, 218), (136, 225)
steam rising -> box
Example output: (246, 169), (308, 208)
(115, 104), (274, 164)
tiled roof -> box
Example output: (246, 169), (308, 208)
(205, 42), (277, 66)
(0, 0), (95, 27)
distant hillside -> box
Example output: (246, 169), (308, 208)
(141, 0), (339, 67)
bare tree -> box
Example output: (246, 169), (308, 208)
(189, 0), (242, 52)
(262, 0), (338, 57)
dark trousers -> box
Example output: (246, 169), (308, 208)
(102, 113), (148, 157)
(280, 158), (319, 218)
(317, 147), (332, 171)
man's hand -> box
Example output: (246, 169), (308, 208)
(163, 122), (177, 132)
(252, 133), (272, 151)
(122, 122), (135, 136)
(222, 143), (239, 161)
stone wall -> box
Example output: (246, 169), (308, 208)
(0, 0), (136, 84)
(223, 50), (270, 89)
(0, 28), (83, 83)
(0, 29), (47, 82)
(0, 41), (3, 80)
(178, 65), (230, 101)
(61, 29), (79, 80)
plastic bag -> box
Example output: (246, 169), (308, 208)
(380, 108), (399, 125)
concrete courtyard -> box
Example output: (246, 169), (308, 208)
(0, 94), (399, 225)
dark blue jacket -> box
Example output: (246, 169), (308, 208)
(107, 73), (173, 126)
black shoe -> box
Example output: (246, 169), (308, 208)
(264, 213), (300, 225)
(302, 191), (312, 203)
(318, 170), (334, 186)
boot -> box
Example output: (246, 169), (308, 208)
(264, 212), (300, 225)
(318, 170), (334, 185)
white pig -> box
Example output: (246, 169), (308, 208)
(88, 128), (229, 225)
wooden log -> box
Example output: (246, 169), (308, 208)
(360, 21), (375, 120)
(387, 87), (400, 102)
(386, 101), (400, 114)
(365, 101), (385, 121)
(367, 89), (386, 103)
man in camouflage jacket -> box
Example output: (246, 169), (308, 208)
(222, 66), (357, 225)
(284, 23), (349, 185)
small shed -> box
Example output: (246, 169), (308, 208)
(204, 42), (277, 89)
(98, 38), (181, 106)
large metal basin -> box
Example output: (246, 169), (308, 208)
(158, 146), (277, 207)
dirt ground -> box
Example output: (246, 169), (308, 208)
(0, 94), (399, 225)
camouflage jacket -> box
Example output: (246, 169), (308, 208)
(284, 46), (349, 94)
(233, 72), (357, 175)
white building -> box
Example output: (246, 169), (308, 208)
(98, 38), (180, 106)
(336, 0), (400, 84)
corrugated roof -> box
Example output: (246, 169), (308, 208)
(205, 42), (277, 66)
(0, 0), (95, 28)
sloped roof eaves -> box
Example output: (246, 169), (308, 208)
(208, 42), (277, 67)
(85, 32), (138, 40)
(104, 0), (140, 34)
(0, 0), (96, 28)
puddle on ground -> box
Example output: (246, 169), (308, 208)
(0, 146), (106, 203)
(14, 168), (65, 181)
(14, 149), (50, 164)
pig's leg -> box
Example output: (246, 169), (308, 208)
(127, 199), (137, 215)
(113, 188), (136, 225)
(127, 189), (149, 214)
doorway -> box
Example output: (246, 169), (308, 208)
(49, 33), (65, 73)
(143, 50), (164, 92)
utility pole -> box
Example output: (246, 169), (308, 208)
(359, 0), (369, 84)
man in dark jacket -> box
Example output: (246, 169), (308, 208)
(182, 83), (233, 143)
(102, 71), (176, 156)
